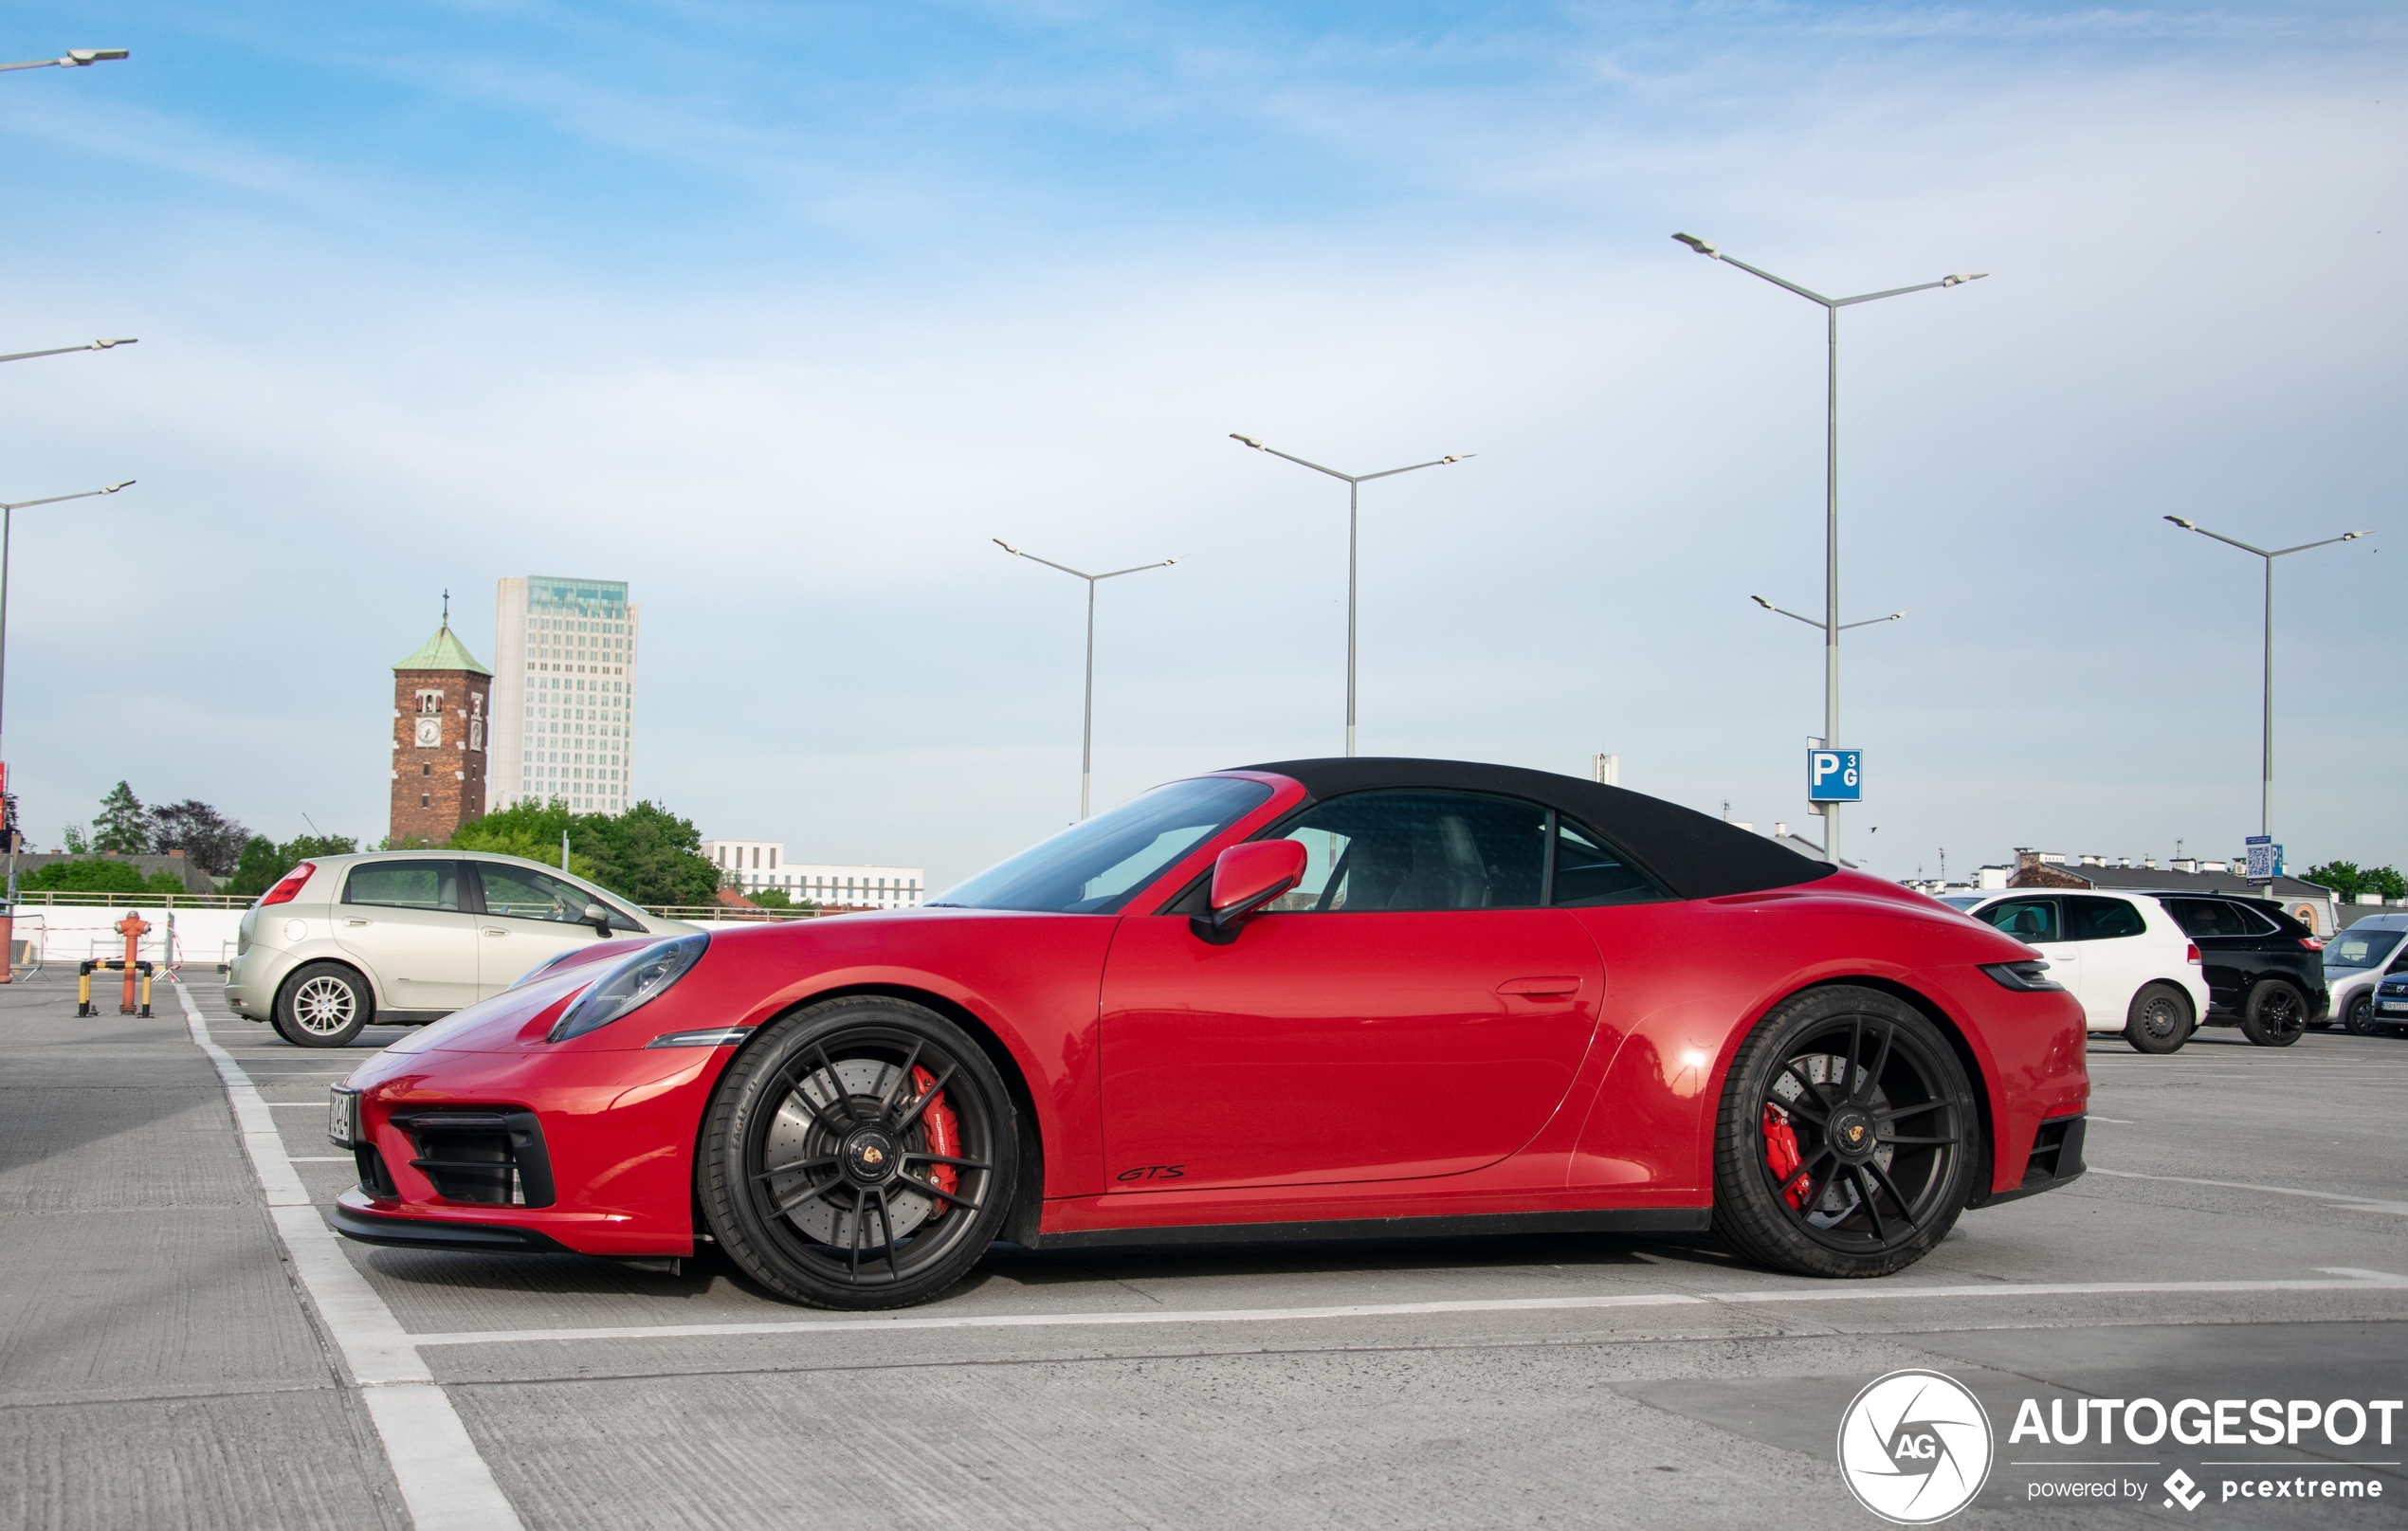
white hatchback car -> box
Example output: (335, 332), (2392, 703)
(1954, 889), (2211, 1053)
(225, 850), (698, 1048)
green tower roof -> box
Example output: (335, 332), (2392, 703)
(395, 623), (491, 676)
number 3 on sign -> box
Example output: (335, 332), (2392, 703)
(1808, 749), (1863, 803)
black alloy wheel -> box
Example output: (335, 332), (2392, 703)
(2123, 982), (2194, 1055)
(1713, 985), (1978, 1279)
(699, 997), (1016, 1310)
(2239, 981), (2308, 1048)
(2344, 994), (2382, 1038)
(274, 962), (371, 1048)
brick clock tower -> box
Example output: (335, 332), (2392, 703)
(390, 611), (493, 847)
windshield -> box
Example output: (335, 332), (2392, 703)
(932, 775), (1273, 914)
(1938, 895), (1985, 910)
(2326, 928), (2405, 970)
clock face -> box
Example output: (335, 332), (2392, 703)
(415, 717), (442, 749)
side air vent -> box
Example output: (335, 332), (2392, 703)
(389, 1108), (556, 1208)
(2021, 1115), (2087, 1191)
(355, 1142), (398, 1198)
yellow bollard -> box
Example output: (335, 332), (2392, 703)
(138, 969), (153, 1018)
(77, 963), (93, 1017)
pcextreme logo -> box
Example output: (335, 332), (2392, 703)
(1836, 1369), (1995, 1524)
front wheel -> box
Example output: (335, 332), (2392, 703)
(274, 963), (371, 1048)
(698, 997), (1017, 1309)
(1711, 985), (1979, 1280)
(2240, 981), (2308, 1047)
(2123, 982), (2194, 1054)
(2344, 994), (2382, 1037)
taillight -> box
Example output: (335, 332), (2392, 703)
(2301, 937), (2325, 952)
(2186, 942), (2201, 964)
(258, 862), (316, 907)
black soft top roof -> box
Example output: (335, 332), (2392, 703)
(1236, 756), (1833, 902)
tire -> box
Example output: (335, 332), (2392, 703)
(2239, 981), (2308, 1048)
(1711, 985), (1979, 1280)
(699, 996), (1017, 1309)
(2344, 994), (2382, 1038)
(274, 962), (371, 1048)
(2123, 983), (2194, 1054)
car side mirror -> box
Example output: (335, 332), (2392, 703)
(1191, 840), (1307, 946)
(582, 902), (614, 937)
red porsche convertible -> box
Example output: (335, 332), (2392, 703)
(329, 758), (2089, 1308)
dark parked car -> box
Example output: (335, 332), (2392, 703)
(2152, 894), (2328, 1047)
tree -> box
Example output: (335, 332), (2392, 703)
(151, 800), (250, 876)
(447, 797), (719, 907)
(223, 832), (361, 899)
(26, 858), (147, 893)
(91, 781), (151, 855)
(2307, 862), (2362, 898)
(2373, 867), (2408, 901)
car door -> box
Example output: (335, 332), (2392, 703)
(1974, 897), (2080, 1004)
(2063, 895), (2153, 1026)
(2162, 898), (2266, 1012)
(468, 861), (641, 996)
(1098, 789), (1607, 1191)
(328, 859), (481, 1012)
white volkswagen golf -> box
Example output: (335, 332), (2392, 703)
(224, 850), (698, 1047)
(1952, 890), (2211, 1053)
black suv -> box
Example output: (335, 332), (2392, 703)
(2153, 894), (2328, 1047)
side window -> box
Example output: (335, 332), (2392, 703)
(2065, 895), (2145, 940)
(1979, 898), (2061, 944)
(2390, 950), (2408, 975)
(2169, 899), (2272, 939)
(1267, 791), (1548, 912)
(476, 863), (638, 929)
(1551, 818), (1669, 907)
(342, 861), (461, 912)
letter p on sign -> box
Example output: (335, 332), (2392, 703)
(1808, 749), (1863, 804)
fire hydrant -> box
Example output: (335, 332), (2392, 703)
(115, 914), (148, 1014)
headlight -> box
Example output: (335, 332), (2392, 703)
(1979, 960), (2064, 993)
(547, 935), (708, 1042)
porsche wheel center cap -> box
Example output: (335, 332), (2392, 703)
(844, 1128), (900, 1183)
(1830, 1109), (1877, 1161)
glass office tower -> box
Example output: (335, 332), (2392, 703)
(489, 576), (639, 814)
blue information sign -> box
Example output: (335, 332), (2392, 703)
(1808, 749), (1862, 804)
(2245, 835), (2283, 880)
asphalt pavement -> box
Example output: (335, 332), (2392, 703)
(7, 968), (2408, 1529)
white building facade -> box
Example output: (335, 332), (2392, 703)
(701, 839), (926, 908)
(489, 575), (640, 815)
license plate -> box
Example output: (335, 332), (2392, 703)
(329, 1087), (360, 1149)
(2381, 1002), (2408, 1014)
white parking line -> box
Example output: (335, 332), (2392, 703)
(173, 977), (525, 1531)
(2092, 1166), (2408, 1216)
(407, 1267), (2408, 1349)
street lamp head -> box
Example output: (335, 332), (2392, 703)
(90, 337), (137, 350)
(992, 538), (1020, 555)
(1671, 232), (1721, 259)
(2344, 530), (2372, 541)
(1440, 453), (1475, 465)
(1940, 272), (1989, 287)
(1163, 554), (1191, 567)
(1750, 595), (1775, 611)
(1230, 433), (1263, 449)
(2164, 516), (2198, 530)
(63, 48), (128, 64)
(101, 481), (134, 494)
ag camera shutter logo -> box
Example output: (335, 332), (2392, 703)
(1837, 1369), (1994, 1524)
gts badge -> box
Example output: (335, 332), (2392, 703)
(1116, 1164), (1185, 1182)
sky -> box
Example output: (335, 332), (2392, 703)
(0, 1), (2400, 889)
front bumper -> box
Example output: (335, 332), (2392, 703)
(1976, 1114), (2087, 1209)
(224, 945), (298, 1020)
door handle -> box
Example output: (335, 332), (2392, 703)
(482, 928), (507, 937)
(341, 918), (370, 927)
(1497, 975), (1582, 996)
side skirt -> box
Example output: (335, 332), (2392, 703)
(1032, 1207), (1711, 1251)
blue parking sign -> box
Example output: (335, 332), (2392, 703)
(1808, 749), (1862, 803)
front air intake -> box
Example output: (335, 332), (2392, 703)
(389, 1108), (556, 1208)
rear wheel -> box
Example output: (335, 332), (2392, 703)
(1712, 985), (1978, 1280)
(273, 963), (370, 1048)
(2344, 994), (2382, 1037)
(2123, 983), (2193, 1054)
(699, 997), (1016, 1309)
(2240, 981), (2308, 1048)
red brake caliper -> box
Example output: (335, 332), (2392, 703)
(910, 1066), (959, 1216)
(1762, 1103), (1810, 1209)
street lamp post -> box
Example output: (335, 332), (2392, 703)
(1674, 233), (1984, 861)
(0, 48), (129, 73)
(994, 539), (1186, 819)
(2162, 517), (2371, 843)
(1, 338), (137, 364)
(1230, 434), (1472, 756)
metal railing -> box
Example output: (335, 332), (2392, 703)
(5, 889), (248, 909)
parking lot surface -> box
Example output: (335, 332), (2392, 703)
(7, 970), (2408, 1528)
